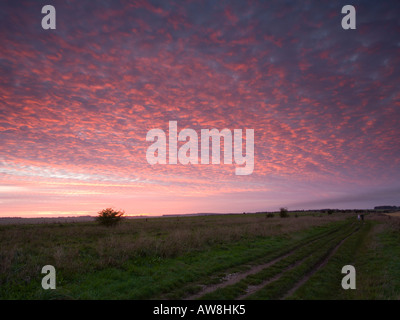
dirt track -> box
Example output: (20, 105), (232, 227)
(183, 222), (360, 300)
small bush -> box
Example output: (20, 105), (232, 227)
(279, 207), (289, 218)
(266, 213), (275, 218)
(96, 208), (125, 227)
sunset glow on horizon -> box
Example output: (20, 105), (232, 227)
(1, 0), (400, 218)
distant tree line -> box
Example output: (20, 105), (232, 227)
(257, 208), (397, 216)
(374, 206), (400, 211)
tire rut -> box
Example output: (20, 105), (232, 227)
(184, 226), (343, 300)
(237, 225), (358, 300)
(185, 250), (295, 300)
(281, 226), (360, 299)
(237, 254), (309, 300)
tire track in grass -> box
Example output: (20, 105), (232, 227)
(281, 225), (361, 300)
(186, 249), (299, 300)
(184, 223), (349, 300)
(238, 253), (309, 299)
(238, 224), (360, 300)
(236, 224), (357, 300)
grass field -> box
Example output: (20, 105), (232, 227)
(1, 212), (399, 299)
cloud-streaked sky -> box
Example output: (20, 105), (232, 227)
(1, 0), (399, 217)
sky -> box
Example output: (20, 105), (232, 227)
(1, 0), (399, 217)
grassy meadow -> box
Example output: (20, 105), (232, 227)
(0, 211), (399, 299)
